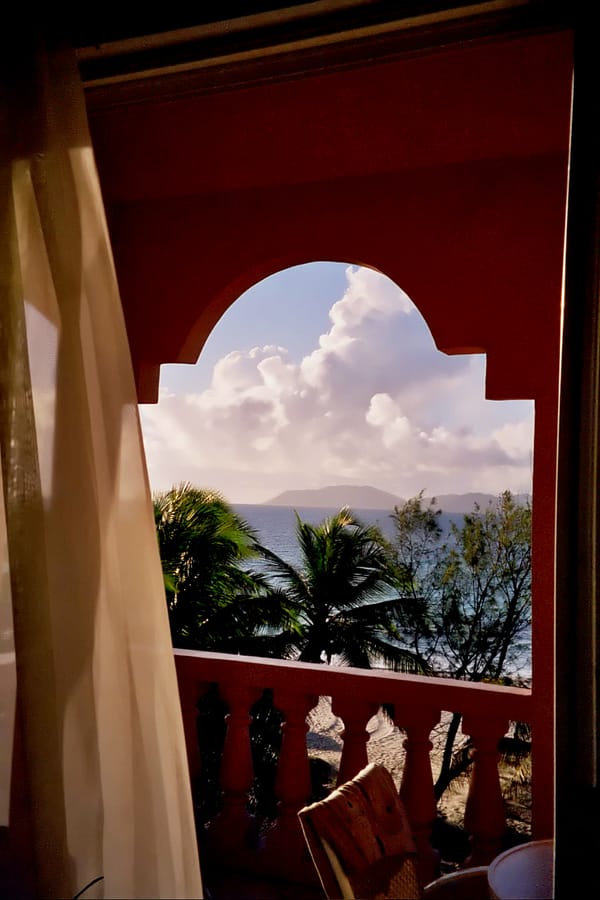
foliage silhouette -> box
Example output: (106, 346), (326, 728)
(257, 507), (424, 671)
(387, 490), (532, 799)
(154, 483), (292, 653)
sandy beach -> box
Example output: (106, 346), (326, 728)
(305, 697), (531, 837)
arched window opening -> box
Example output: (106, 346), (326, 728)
(142, 261), (535, 846)
(141, 262), (534, 509)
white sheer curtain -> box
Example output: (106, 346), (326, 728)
(0, 30), (203, 899)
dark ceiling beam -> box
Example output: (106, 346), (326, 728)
(79, 0), (569, 106)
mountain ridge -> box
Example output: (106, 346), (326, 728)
(263, 485), (530, 513)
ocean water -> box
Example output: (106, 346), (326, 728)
(233, 503), (461, 567)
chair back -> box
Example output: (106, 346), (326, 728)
(298, 763), (422, 899)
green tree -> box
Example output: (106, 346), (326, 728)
(385, 491), (446, 664)
(154, 484), (297, 827)
(259, 507), (422, 671)
(153, 483), (290, 653)
(388, 491), (532, 798)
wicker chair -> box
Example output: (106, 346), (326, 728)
(298, 763), (489, 900)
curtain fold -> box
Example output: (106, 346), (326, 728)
(0, 461), (16, 830)
(0, 30), (202, 899)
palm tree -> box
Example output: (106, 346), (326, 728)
(258, 507), (424, 671)
(153, 483), (291, 653)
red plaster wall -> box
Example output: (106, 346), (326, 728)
(88, 27), (573, 839)
(106, 155), (566, 402)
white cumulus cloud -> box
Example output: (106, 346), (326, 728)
(140, 265), (533, 502)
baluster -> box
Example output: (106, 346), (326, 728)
(264, 688), (319, 881)
(462, 714), (508, 866)
(178, 678), (208, 786)
(396, 706), (441, 885)
(208, 682), (262, 855)
(332, 696), (380, 785)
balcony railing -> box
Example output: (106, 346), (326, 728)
(174, 650), (532, 888)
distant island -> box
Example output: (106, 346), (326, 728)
(264, 485), (530, 513)
(265, 485), (403, 510)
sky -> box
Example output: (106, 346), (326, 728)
(139, 263), (534, 504)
